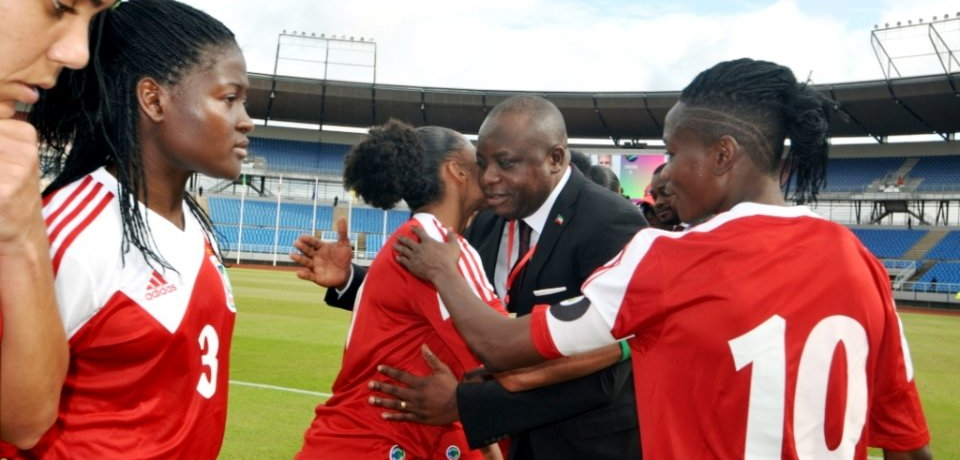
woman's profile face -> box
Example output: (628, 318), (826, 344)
(0, 0), (115, 118)
(458, 140), (486, 214)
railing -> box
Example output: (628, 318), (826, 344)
(884, 259), (919, 289)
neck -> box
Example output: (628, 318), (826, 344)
(114, 146), (191, 230)
(723, 170), (786, 211)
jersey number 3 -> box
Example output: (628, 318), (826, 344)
(197, 324), (220, 399)
(729, 315), (868, 460)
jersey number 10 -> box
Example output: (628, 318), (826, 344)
(729, 315), (869, 459)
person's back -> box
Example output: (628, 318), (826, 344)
(585, 203), (926, 458)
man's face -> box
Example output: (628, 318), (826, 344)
(475, 113), (559, 221)
(650, 173), (680, 227)
(598, 154), (612, 168)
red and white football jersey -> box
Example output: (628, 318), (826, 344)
(22, 167), (235, 460)
(298, 213), (506, 460)
(531, 202), (929, 459)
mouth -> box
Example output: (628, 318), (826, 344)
(484, 193), (509, 207)
(233, 140), (249, 158)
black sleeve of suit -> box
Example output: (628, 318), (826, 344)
(321, 264), (367, 311)
(457, 360), (634, 448)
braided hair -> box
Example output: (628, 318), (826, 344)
(31, 0), (237, 271)
(678, 58), (829, 204)
(344, 119), (470, 211)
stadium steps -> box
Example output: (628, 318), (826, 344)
(893, 158), (920, 179)
(903, 229), (950, 260)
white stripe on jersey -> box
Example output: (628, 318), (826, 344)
(45, 179), (114, 258)
(412, 214), (497, 321)
(581, 202), (822, 333)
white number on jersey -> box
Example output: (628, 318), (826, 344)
(197, 324), (220, 399)
(729, 315), (869, 459)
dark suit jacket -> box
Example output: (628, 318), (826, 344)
(325, 167), (646, 460)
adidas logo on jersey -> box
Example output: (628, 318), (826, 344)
(145, 271), (177, 300)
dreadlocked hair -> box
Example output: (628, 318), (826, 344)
(31, 0), (236, 272)
(678, 58), (830, 204)
(343, 119), (469, 211)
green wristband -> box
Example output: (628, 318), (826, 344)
(618, 340), (631, 362)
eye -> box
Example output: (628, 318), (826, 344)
(52, 0), (78, 17)
(497, 159), (516, 169)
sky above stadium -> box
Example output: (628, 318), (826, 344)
(181, 0), (959, 92)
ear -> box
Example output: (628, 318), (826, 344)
(136, 77), (165, 123)
(713, 135), (740, 176)
(445, 159), (469, 184)
(546, 145), (567, 173)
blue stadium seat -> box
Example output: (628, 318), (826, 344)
(925, 231), (960, 260)
(851, 229), (927, 259)
(249, 137), (351, 175)
(911, 157), (960, 192)
(915, 262), (960, 293)
(822, 157), (904, 192)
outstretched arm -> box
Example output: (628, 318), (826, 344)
(395, 226), (543, 372)
(0, 120), (68, 448)
(291, 218), (353, 290)
(492, 343), (623, 392)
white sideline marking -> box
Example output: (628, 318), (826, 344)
(230, 380), (332, 398)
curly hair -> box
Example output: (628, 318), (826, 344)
(344, 120), (470, 210)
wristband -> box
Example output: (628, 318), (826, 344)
(618, 340), (631, 362)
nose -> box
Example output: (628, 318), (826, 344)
(48, 19), (92, 70)
(238, 107), (255, 134)
(480, 164), (498, 186)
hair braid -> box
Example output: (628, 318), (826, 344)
(679, 58), (830, 204)
(31, 0), (237, 271)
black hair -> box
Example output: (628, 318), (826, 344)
(586, 165), (621, 194)
(31, 0), (237, 272)
(343, 119), (469, 211)
(678, 58), (829, 204)
(569, 149), (591, 172)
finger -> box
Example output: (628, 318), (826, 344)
(421, 344), (453, 374)
(376, 364), (420, 386)
(295, 269), (313, 281)
(410, 225), (430, 242)
(293, 238), (317, 257)
(445, 228), (459, 245)
(289, 252), (314, 269)
(367, 394), (405, 412)
(336, 218), (349, 243)
(377, 406), (420, 422)
(367, 379), (411, 401)
(394, 235), (416, 252)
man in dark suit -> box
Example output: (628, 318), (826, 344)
(293, 95), (646, 460)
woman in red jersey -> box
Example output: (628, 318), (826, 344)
(295, 119), (622, 460)
(20, 0), (253, 458)
(0, 0), (116, 453)
(394, 58), (932, 460)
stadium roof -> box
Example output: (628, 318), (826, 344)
(246, 72), (960, 143)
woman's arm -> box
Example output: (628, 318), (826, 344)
(493, 343), (623, 392)
(0, 121), (68, 448)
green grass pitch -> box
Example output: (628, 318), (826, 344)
(220, 267), (959, 459)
